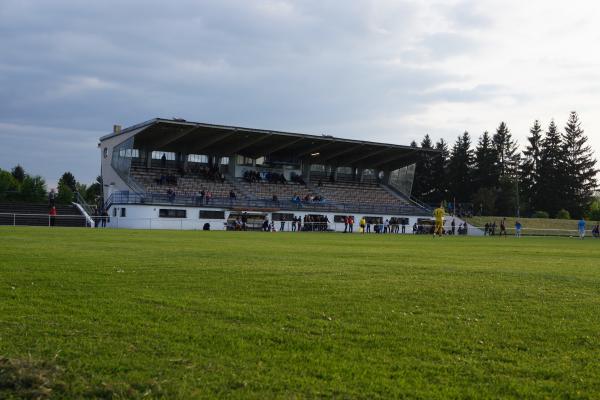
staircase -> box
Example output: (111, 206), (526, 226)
(0, 202), (89, 227)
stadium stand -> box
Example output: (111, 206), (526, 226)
(0, 202), (87, 227)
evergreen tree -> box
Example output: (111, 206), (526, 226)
(11, 164), (25, 183)
(520, 120), (543, 212)
(536, 120), (566, 216)
(561, 112), (598, 218)
(19, 175), (47, 202)
(472, 131), (497, 190)
(58, 172), (77, 192)
(429, 139), (449, 204)
(447, 132), (474, 202)
(492, 122), (519, 177)
(411, 134), (436, 201)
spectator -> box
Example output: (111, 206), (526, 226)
(262, 217), (270, 232)
(484, 222), (489, 236)
(412, 222), (418, 234)
(348, 216), (354, 233)
(101, 209), (109, 228)
(515, 220), (522, 238)
(48, 189), (56, 207)
(451, 219), (456, 235)
(343, 216), (349, 233)
(401, 219), (406, 234)
(229, 190), (236, 199)
(272, 194), (278, 202)
(161, 153), (167, 168)
(499, 218), (507, 237)
(280, 219), (285, 232)
(592, 224), (599, 238)
(241, 212), (248, 231)
(49, 206), (57, 227)
(578, 218), (586, 239)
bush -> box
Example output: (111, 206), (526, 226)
(555, 209), (571, 220)
(532, 211), (549, 219)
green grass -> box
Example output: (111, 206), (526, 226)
(1, 227), (600, 399)
(465, 216), (596, 236)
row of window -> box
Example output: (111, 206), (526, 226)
(112, 208), (225, 219)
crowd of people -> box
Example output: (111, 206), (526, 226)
(243, 170), (287, 184)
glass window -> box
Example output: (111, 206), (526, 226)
(120, 208), (126, 217)
(152, 151), (176, 160)
(188, 154), (208, 163)
(159, 209), (187, 218)
(199, 210), (225, 219)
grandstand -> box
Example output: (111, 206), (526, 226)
(98, 118), (456, 231)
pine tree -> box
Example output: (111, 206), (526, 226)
(492, 122), (519, 177)
(536, 120), (566, 216)
(520, 120), (543, 213)
(561, 112), (598, 218)
(411, 134), (436, 201)
(473, 131), (497, 190)
(429, 139), (449, 204)
(447, 132), (474, 202)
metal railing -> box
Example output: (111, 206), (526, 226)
(0, 212), (94, 227)
(105, 191), (426, 216)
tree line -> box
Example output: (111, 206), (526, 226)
(0, 165), (102, 205)
(411, 111), (599, 219)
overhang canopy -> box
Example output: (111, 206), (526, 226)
(101, 118), (439, 170)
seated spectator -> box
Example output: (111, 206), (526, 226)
(272, 194), (278, 202)
(166, 188), (176, 203)
(229, 190), (236, 199)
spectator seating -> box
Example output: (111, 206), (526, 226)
(0, 202), (87, 227)
(314, 181), (411, 206)
(236, 180), (315, 202)
(130, 166), (241, 198)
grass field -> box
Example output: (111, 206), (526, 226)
(2, 227), (600, 399)
(465, 216), (597, 236)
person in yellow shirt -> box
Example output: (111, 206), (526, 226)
(359, 217), (366, 234)
(433, 204), (445, 237)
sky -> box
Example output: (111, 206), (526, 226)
(1, 0), (600, 189)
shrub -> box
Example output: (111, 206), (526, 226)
(555, 209), (571, 220)
(532, 211), (549, 219)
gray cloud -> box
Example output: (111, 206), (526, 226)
(1, 0), (598, 186)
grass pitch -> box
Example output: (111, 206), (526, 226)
(1, 227), (600, 399)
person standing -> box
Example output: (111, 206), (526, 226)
(499, 218), (507, 237)
(515, 220), (522, 238)
(280, 219), (285, 232)
(578, 218), (586, 239)
(49, 206), (57, 227)
(451, 219), (456, 235)
(343, 216), (348, 233)
(348, 216), (354, 233)
(359, 217), (366, 234)
(433, 204), (445, 237)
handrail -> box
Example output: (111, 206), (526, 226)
(106, 191), (427, 216)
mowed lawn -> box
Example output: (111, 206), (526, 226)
(1, 228), (600, 399)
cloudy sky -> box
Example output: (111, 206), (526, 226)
(1, 0), (599, 188)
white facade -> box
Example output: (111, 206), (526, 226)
(105, 204), (481, 235)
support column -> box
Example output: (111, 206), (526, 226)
(356, 168), (364, 183)
(228, 155), (237, 179)
(382, 170), (391, 185)
(145, 149), (152, 168)
(301, 160), (311, 184)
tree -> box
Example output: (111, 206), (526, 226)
(520, 120), (543, 213)
(57, 181), (74, 204)
(11, 164), (25, 183)
(561, 112), (598, 218)
(447, 132), (474, 202)
(0, 169), (19, 199)
(471, 187), (497, 216)
(536, 120), (566, 216)
(85, 176), (103, 205)
(58, 172), (77, 192)
(19, 175), (47, 202)
(411, 134), (437, 201)
(429, 139), (449, 204)
(472, 131), (497, 190)
(492, 122), (519, 177)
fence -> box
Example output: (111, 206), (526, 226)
(0, 213), (94, 228)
